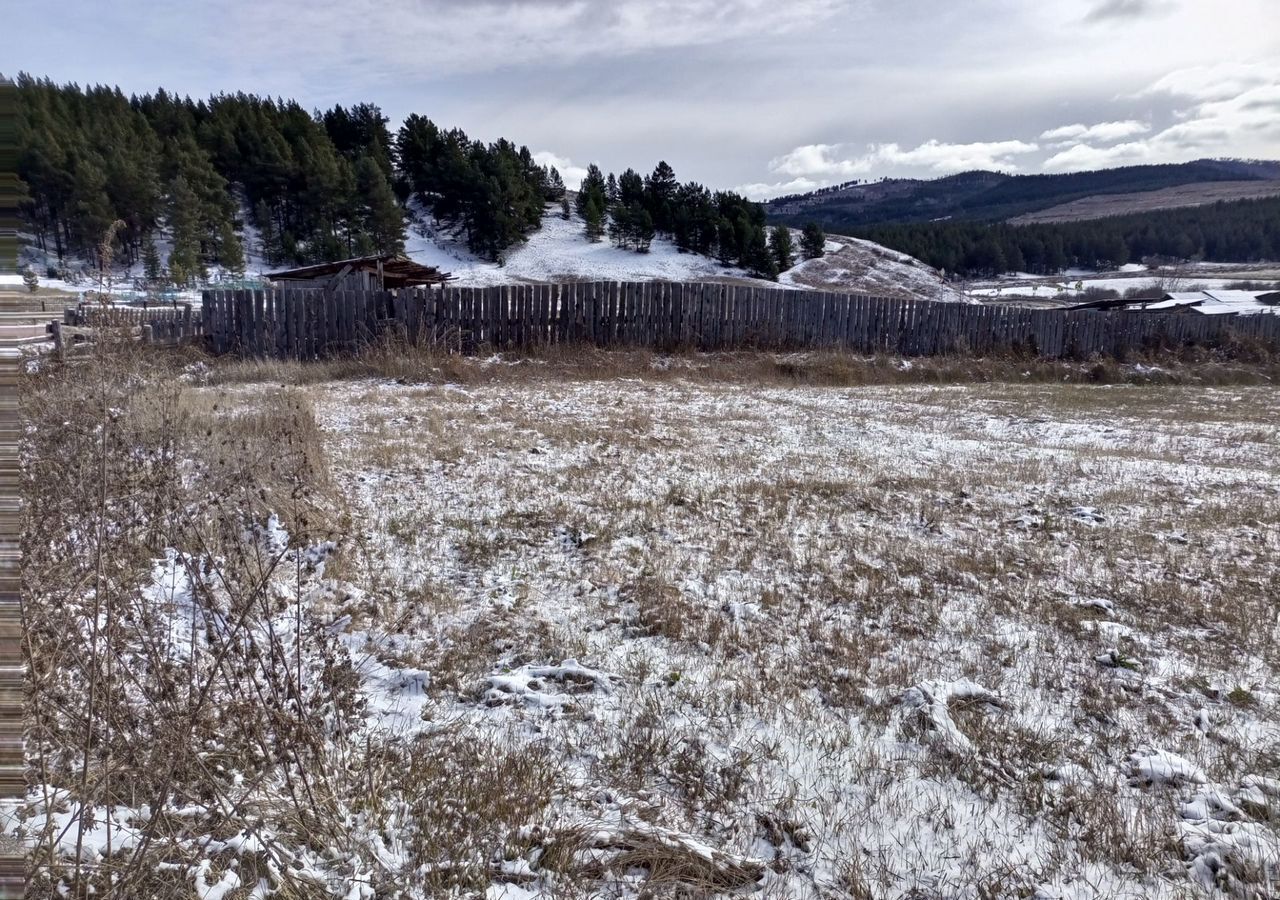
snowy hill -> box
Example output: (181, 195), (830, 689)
(407, 208), (966, 301)
(17, 207), (965, 306)
(405, 207), (765, 287)
(780, 234), (969, 303)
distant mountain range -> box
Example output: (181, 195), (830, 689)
(765, 159), (1280, 231)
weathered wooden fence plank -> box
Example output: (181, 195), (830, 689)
(192, 282), (1278, 361)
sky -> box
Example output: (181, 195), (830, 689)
(8, 0), (1280, 199)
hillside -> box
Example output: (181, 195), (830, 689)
(779, 235), (967, 302)
(766, 159), (1280, 230)
(1008, 180), (1280, 224)
(406, 207), (968, 301)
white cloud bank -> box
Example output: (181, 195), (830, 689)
(532, 151), (590, 189)
(741, 60), (1280, 195)
(1040, 120), (1149, 143)
(740, 139), (1041, 198)
(1044, 66), (1280, 172)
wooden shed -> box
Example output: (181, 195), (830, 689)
(267, 254), (451, 291)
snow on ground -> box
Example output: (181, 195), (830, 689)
(970, 264), (1280, 302)
(781, 233), (970, 303)
(407, 208), (770, 288)
(409, 209), (968, 301)
(305, 377), (1280, 899)
(15, 369), (1280, 897)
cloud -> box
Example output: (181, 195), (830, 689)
(1039, 120), (1149, 143)
(532, 151), (589, 189)
(1083, 0), (1171, 22)
(1137, 61), (1280, 102)
(732, 177), (830, 201)
(1044, 79), (1280, 172)
(1041, 141), (1153, 172)
(220, 0), (848, 78)
(768, 139), (1041, 181)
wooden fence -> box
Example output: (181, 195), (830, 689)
(200, 283), (1280, 360)
(65, 304), (200, 345)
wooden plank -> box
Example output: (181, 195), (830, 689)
(670, 282), (684, 348)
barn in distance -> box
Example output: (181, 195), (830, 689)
(266, 253), (451, 292)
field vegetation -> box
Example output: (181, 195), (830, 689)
(15, 338), (1280, 899)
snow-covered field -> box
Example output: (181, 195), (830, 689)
(313, 377), (1280, 899)
(18, 360), (1278, 899)
(970, 264), (1280, 302)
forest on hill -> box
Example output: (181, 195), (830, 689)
(852, 196), (1280, 277)
(14, 76), (782, 283)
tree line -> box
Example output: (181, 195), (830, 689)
(571, 161), (826, 279)
(853, 196), (1280, 277)
(15, 76), (831, 286)
(17, 76), (412, 282)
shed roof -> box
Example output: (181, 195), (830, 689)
(266, 254), (450, 288)
(1065, 288), (1279, 316)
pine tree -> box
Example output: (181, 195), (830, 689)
(633, 205), (654, 253)
(800, 222), (826, 259)
(167, 175), (203, 286)
(355, 154), (405, 254)
(576, 165), (607, 220)
(254, 200), (281, 265)
(560, 194), (571, 221)
(142, 232), (162, 282)
(645, 161), (678, 232)
(22, 267), (39, 293)
(608, 202), (629, 248)
(769, 225), (795, 272)
(547, 166), (565, 200)
(716, 218), (737, 266)
(745, 226), (778, 280)
(583, 194), (605, 242)
(218, 221), (246, 277)
(618, 169), (644, 206)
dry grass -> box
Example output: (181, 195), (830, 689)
(19, 339), (1280, 898)
(187, 336), (1280, 391)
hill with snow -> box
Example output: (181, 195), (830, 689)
(407, 207), (966, 302)
(17, 206), (966, 305)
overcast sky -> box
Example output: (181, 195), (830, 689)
(10, 0), (1280, 198)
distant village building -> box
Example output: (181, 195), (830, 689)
(266, 254), (451, 292)
(1071, 290), (1280, 317)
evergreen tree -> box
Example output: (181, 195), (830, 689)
(254, 199), (281, 265)
(632, 205), (655, 253)
(167, 174), (204, 285)
(800, 222), (826, 259)
(217, 221), (246, 277)
(355, 154), (406, 254)
(583, 194), (605, 242)
(560, 194), (571, 220)
(546, 166), (565, 200)
(22, 267), (39, 293)
(645, 160), (678, 232)
(68, 158), (114, 253)
(618, 169), (644, 206)
(769, 225), (795, 272)
(142, 232), (162, 282)
(607, 202), (628, 248)
(716, 218), (737, 265)
(745, 226), (778, 280)
(576, 165), (607, 220)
